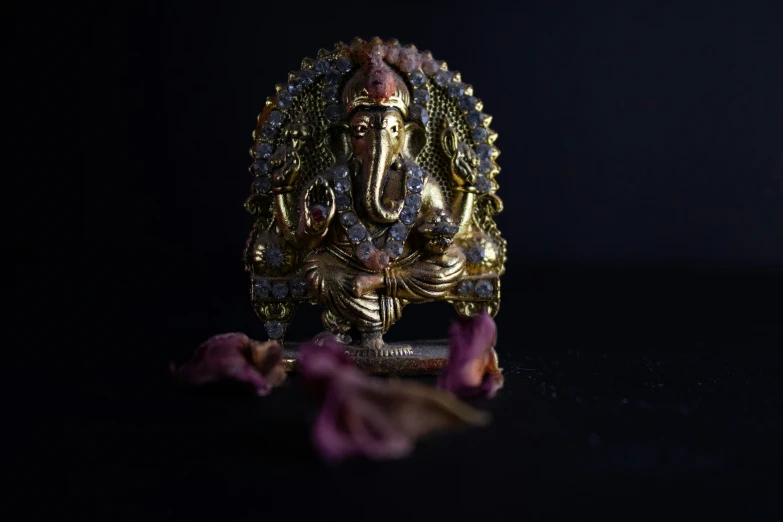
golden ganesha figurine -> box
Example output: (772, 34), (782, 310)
(243, 37), (506, 363)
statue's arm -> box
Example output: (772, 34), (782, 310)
(266, 139), (301, 243)
(272, 181), (333, 251)
(440, 126), (479, 230)
(268, 139), (333, 249)
(294, 176), (334, 251)
(272, 191), (298, 241)
(450, 188), (475, 231)
(418, 186), (461, 255)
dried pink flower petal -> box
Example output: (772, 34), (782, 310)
(170, 332), (286, 396)
(298, 340), (489, 462)
(438, 312), (504, 399)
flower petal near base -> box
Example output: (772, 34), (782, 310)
(438, 312), (505, 399)
(298, 340), (490, 462)
(170, 332), (286, 396)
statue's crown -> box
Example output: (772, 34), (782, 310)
(342, 45), (410, 117)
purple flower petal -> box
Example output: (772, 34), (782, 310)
(170, 332), (286, 396)
(298, 340), (489, 462)
(438, 312), (505, 399)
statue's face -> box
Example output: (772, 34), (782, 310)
(349, 109), (406, 158)
(348, 108), (407, 224)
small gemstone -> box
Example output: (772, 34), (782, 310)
(404, 193), (422, 210)
(324, 104), (342, 122)
(406, 176), (423, 193)
(333, 178), (351, 194)
(447, 82), (466, 98)
(475, 176), (492, 194)
(475, 144), (492, 159)
(410, 105), (429, 126)
(390, 223), (409, 241)
(334, 56), (353, 73)
(287, 82), (302, 96)
(332, 164), (349, 178)
(340, 211), (358, 227)
(290, 279), (307, 297)
(255, 142), (274, 159)
(314, 59), (330, 75)
(478, 158), (493, 175)
(325, 69), (342, 85)
(277, 91), (293, 109)
(252, 159), (269, 175)
(268, 110), (284, 128)
(409, 70), (426, 87)
(457, 280), (474, 296)
(434, 222), (459, 235)
(271, 282), (288, 299)
(467, 246), (485, 264)
(459, 95), (478, 111)
(471, 127), (488, 143)
(400, 207), (417, 225)
(413, 88), (429, 105)
(335, 194), (351, 210)
(407, 164), (424, 179)
(260, 124), (277, 140)
(298, 69), (315, 86)
(466, 110), (483, 127)
(355, 241), (373, 260)
(265, 246), (284, 266)
(322, 86), (339, 101)
(253, 280), (271, 298)
(253, 176), (272, 194)
(310, 205), (328, 222)
(385, 240), (403, 259)
(347, 224), (366, 243)
(475, 280), (493, 298)
(434, 70), (454, 86)
(265, 320), (284, 339)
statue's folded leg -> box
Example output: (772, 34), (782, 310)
(303, 251), (404, 349)
(384, 245), (466, 302)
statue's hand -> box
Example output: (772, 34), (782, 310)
(300, 176), (335, 236)
(417, 208), (460, 254)
(441, 126), (478, 187)
(269, 143), (301, 188)
(270, 119), (312, 188)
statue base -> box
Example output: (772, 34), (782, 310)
(283, 339), (449, 376)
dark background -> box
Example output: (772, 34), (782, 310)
(77, 1), (782, 520)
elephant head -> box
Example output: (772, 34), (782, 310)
(326, 51), (426, 224)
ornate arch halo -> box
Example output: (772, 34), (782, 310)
(243, 36), (506, 344)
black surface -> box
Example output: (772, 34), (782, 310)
(72, 349), (783, 521)
(76, 1), (783, 519)
(69, 251), (783, 520)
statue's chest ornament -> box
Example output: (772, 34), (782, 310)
(329, 161), (424, 268)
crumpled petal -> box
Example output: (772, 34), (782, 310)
(298, 340), (490, 463)
(170, 332), (286, 396)
(437, 312), (504, 399)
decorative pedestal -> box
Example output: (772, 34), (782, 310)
(283, 339), (449, 376)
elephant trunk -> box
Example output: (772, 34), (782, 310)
(360, 129), (402, 224)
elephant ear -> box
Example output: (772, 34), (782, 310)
(404, 121), (426, 161)
(325, 124), (352, 164)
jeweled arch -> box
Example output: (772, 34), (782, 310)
(243, 37), (506, 363)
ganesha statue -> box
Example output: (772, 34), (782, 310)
(243, 37), (506, 361)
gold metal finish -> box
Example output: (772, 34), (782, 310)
(282, 340), (450, 376)
(244, 38), (506, 367)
